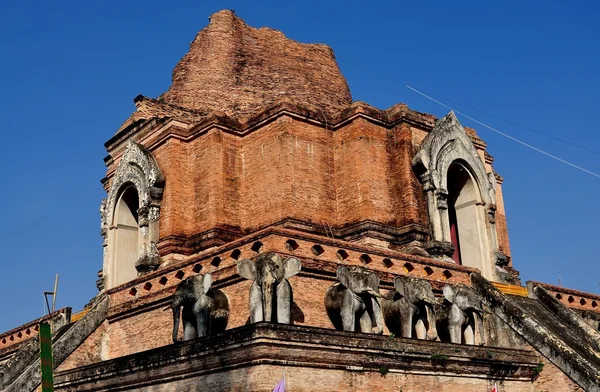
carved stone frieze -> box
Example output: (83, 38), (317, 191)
(435, 190), (448, 210)
(100, 198), (108, 236)
(487, 206), (497, 224)
(412, 112), (501, 280)
(425, 240), (455, 259)
(136, 241), (161, 275)
(100, 140), (165, 289)
(495, 251), (510, 268)
(148, 205), (160, 222)
(413, 112), (495, 208)
(102, 140), (165, 230)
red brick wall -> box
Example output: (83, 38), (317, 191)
(104, 364), (553, 392)
(104, 106), (514, 271)
(333, 118), (395, 226)
(107, 306), (173, 358)
(494, 180), (512, 259)
(533, 356), (583, 392)
(56, 321), (107, 371)
(152, 138), (188, 237)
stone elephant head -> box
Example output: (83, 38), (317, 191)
(383, 276), (438, 340)
(325, 265), (383, 334)
(439, 283), (484, 345)
(237, 252), (301, 324)
(169, 273), (230, 342)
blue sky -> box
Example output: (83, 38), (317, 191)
(0, 0), (598, 332)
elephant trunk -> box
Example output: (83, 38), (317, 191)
(262, 279), (275, 322)
(424, 303), (438, 341)
(475, 310), (485, 345)
(171, 305), (181, 343)
(362, 288), (382, 298)
(371, 296), (384, 335)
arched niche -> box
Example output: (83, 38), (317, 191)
(446, 161), (493, 278)
(412, 112), (501, 280)
(112, 185), (141, 285)
(100, 140), (165, 290)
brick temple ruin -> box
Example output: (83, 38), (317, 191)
(1, 10), (599, 392)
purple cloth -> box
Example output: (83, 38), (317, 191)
(273, 377), (285, 392)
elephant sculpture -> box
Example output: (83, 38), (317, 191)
(237, 252), (301, 324)
(438, 283), (485, 345)
(382, 276), (438, 340)
(325, 265), (384, 334)
(169, 273), (230, 342)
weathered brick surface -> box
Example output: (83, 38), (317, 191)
(108, 306), (173, 358)
(52, 324), (585, 392)
(151, 138), (187, 238)
(0, 308), (70, 356)
(534, 356), (583, 392)
(494, 179), (512, 258)
(161, 10), (352, 119)
(333, 118), (392, 225)
(532, 280), (600, 314)
(55, 323), (588, 392)
(55, 321), (107, 371)
(126, 366), (540, 392)
(104, 98), (515, 273)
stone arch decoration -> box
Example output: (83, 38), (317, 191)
(412, 112), (504, 280)
(99, 140), (165, 290)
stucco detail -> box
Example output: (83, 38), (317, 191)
(100, 140), (165, 290)
(413, 112), (503, 281)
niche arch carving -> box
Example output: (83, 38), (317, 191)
(413, 112), (503, 280)
(99, 140), (165, 290)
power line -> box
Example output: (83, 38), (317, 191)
(348, 62), (600, 179)
(348, 62), (600, 156)
(409, 89), (600, 157)
(406, 85), (600, 179)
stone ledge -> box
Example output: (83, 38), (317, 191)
(0, 307), (71, 359)
(108, 226), (478, 295)
(473, 274), (600, 392)
(528, 280), (600, 314)
(54, 323), (540, 391)
(106, 228), (479, 320)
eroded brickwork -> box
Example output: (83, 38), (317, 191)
(161, 10), (352, 119)
(533, 356), (583, 392)
(127, 366), (540, 392)
(55, 321), (107, 371)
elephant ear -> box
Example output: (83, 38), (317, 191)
(336, 265), (351, 288)
(237, 259), (257, 281)
(202, 273), (213, 294)
(283, 257), (301, 279)
(367, 271), (380, 291)
(394, 276), (407, 297)
(443, 285), (455, 303)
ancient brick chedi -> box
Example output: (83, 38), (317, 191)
(1, 9), (599, 392)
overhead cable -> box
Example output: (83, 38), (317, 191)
(348, 62), (600, 179)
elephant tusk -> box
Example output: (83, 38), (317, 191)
(363, 288), (382, 298)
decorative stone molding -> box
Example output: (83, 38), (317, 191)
(435, 190), (448, 210)
(495, 251), (509, 267)
(425, 240), (455, 259)
(413, 112), (501, 280)
(99, 140), (165, 290)
(136, 241), (162, 275)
